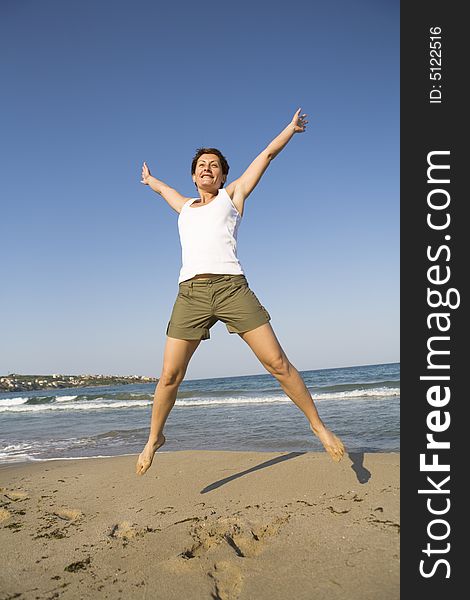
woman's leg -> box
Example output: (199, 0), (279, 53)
(136, 336), (202, 475)
(238, 323), (345, 462)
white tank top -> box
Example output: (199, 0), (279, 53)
(177, 187), (245, 283)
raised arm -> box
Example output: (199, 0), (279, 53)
(141, 162), (190, 214)
(226, 108), (308, 209)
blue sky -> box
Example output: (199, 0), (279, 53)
(1, 0), (399, 379)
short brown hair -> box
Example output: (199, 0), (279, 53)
(191, 148), (230, 189)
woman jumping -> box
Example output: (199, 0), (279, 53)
(136, 108), (345, 476)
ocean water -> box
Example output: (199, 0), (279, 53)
(0, 363), (399, 464)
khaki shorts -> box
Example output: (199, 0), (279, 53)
(166, 274), (271, 341)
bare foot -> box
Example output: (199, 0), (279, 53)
(135, 434), (166, 476)
(310, 423), (345, 462)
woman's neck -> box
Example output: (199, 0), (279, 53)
(197, 188), (220, 202)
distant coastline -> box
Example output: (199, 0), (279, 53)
(0, 373), (158, 392)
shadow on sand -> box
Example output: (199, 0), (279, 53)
(348, 452), (371, 484)
(201, 452), (305, 494)
(200, 450), (372, 493)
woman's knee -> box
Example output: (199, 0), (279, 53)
(159, 367), (185, 387)
(263, 353), (291, 378)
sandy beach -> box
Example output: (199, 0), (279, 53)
(0, 451), (399, 599)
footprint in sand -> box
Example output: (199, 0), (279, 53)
(107, 521), (156, 541)
(208, 560), (243, 600)
(1, 489), (30, 502)
(31, 508), (84, 540)
(177, 516), (290, 600)
(1, 490), (30, 525)
(52, 508), (83, 522)
(180, 514), (291, 561)
(0, 507), (12, 522)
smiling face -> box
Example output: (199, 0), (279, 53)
(192, 153), (227, 191)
